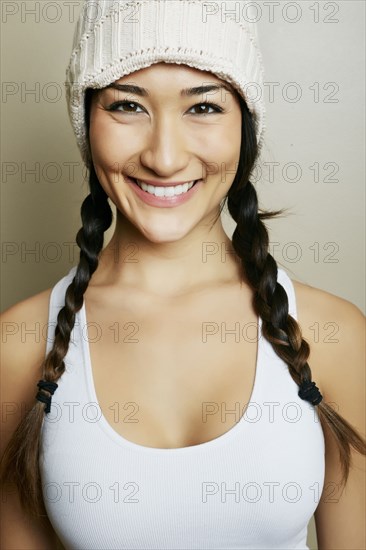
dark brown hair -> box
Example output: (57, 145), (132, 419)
(1, 87), (365, 519)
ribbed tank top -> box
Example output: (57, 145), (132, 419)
(39, 266), (325, 550)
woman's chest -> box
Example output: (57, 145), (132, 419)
(83, 288), (259, 449)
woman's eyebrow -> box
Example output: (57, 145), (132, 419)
(105, 82), (234, 97)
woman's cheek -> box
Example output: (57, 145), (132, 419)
(92, 122), (140, 170)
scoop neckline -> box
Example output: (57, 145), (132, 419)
(79, 294), (264, 455)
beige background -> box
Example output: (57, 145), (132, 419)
(1, 1), (365, 547)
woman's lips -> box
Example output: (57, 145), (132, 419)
(125, 176), (203, 208)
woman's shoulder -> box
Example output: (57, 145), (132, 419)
(290, 276), (364, 400)
(0, 264), (75, 373)
(291, 277), (364, 328)
(1, 266), (76, 326)
(1, 267), (74, 410)
(1, 287), (55, 454)
(1, 286), (53, 334)
(1, 287), (53, 380)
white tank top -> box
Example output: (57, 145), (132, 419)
(39, 266), (325, 549)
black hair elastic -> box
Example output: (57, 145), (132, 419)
(36, 379), (59, 414)
(298, 379), (323, 406)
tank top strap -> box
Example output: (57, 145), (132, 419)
(45, 266), (78, 355)
(276, 267), (298, 321)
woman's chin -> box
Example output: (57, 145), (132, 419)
(138, 222), (193, 244)
(142, 231), (188, 245)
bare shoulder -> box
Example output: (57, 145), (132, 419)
(1, 286), (53, 320)
(0, 288), (53, 439)
(1, 287), (53, 368)
(291, 277), (364, 418)
(292, 277), (364, 324)
(291, 278), (365, 393)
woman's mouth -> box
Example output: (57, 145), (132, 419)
(125, 176), (203, 208)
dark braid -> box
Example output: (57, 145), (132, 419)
(229, 178), (313, 379)
(0, 98), (112, 516)
(227, 94), (366, 490)
(43, 165), (112, 387)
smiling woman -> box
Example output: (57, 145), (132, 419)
(1, 1), (365, 550)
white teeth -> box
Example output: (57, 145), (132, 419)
(135, 179), (196, 197)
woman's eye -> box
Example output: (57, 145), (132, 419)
(106, 101), (143, 113)
(188, 103), (223, 115)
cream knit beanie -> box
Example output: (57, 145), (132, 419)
(65, 0), (266, 165)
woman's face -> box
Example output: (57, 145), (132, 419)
(89, 63), (242, 243)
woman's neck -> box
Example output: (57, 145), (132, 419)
(92, 213), (244, 297)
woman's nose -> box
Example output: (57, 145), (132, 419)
(139, 117), (191, 177)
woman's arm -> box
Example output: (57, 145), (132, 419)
(294, 281), (366, 549)
(1, 490), (65, 550)
(0, 291), (65, 550)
